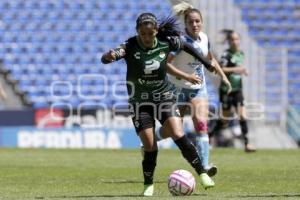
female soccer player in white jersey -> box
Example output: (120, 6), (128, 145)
(155, 3), (231, 176)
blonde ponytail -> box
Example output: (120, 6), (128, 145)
(172, 2), (194, 16)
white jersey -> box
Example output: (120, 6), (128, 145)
(168, 31), (210, 89)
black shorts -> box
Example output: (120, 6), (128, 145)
(219, 90), (244, 110)
(130, 99), (181, 133)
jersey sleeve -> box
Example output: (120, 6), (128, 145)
(181, 39), (214, 71)
(113, 41), (128, 61)
(170, 35), (186, 56)
(101, 40), (128, 64)
(166, 36), (184, 51)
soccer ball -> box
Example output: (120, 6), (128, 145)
(168, 169), (196, 196)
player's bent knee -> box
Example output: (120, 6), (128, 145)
(170, 131), (184, 140)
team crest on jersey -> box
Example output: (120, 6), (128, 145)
(159, 51), (166, 59)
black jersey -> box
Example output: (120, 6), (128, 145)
(114, 36), (182, 103)
(219, 49), (245, 92)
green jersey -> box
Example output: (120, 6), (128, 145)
(219, 49), (245, 92)
(116, 36), (182, 103)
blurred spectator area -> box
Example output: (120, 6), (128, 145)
(0, 0), (218, 109)
(235, 0), (300, 108)
(0, 0), (299, 115)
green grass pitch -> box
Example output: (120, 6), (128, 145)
(0, 148), (299, 200)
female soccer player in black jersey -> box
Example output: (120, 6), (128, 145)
(211, 29), (256, 152)
(101, 13), (223, 196)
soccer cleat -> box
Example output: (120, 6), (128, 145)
(245, 144), (256, 153)
(199, 173), (215, 190)
(205, 165), (218, 177)
(142, 184), (154, 196)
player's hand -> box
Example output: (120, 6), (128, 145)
(235, 66), (248, 75)
(103, 49), (117, 62)
(209, 60), (218, 74)
(222, 77), (232, 94)
(187, 74), (202, 85)
(243, 68), (249, 76)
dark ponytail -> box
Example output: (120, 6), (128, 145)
(156, 14), (214, 71)
(157, 15), (182, 41)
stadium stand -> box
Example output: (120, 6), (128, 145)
(0, 0), (218, 109)
(234, 0), (300, 144)
(287, 105), (300, 146)
(235, 0), (300, 107)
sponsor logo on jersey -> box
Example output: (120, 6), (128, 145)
(187, 62), (202, 69)
(138, 78), (163, 85)
(134, 52), (141, 59)
(138, 78), (146, 85)
(144, 60), (160, 74)
(145, 80), (163, 85)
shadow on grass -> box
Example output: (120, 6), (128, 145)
(35, 193), (208, 199)
(35, 194), (143, 199)
(99, 180), (165, 184)
(191, 193), (208, 197)
(229, 194), (300, 198)
(34, 179), (207, 199)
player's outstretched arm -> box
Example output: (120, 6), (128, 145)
(101, 49), (117, 64)
(166, 36), (215, 72)
(101, 46), (126, 64)
(181, 41), (215, 72)
(222, 66), (248, 75)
